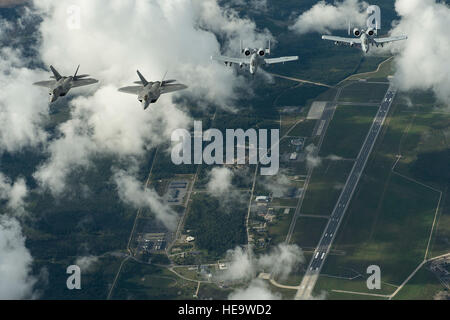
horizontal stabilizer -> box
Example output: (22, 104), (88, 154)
(162, 79), (177, 85)
(74, 74), (90, 79)
(161, 83), (188, 94)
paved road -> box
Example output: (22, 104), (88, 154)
(268, 73), (333, 88)
(295, 85), (397, 300)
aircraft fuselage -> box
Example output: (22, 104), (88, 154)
(360, 33), (370, 53)
(249, 53), (260, 75)
(49, 77), (74, 103)
(138, 82), (161, 109)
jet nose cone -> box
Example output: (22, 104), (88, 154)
(143, 100), (151, 110)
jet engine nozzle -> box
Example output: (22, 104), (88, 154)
(258, 48), (265, 56)
(353, 28), (361, 37)
(243, 48), (251, 56)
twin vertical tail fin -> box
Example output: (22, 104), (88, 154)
(161, 70), (168, 85)
(73, 65), (80, 79)
(136, 70), (149, 86)
(50, 65), (62, 81)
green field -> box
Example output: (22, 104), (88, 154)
(348, 57), (395, 81)
(267, 212), (293, 246)
(112, 260), (197, 300)
(310, 94), (448, 298)
(300, 160), (354, 216)
(320, 105), (379, 158)
(338, 82), (389, 104)
(291, 217), (328, 250)
(393, 266), (446, 300)
(289, 119), (317, 137)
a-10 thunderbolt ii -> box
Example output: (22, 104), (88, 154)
(322, 26), (407, 54)
(33, 65), (98, 103)
(118, 70), (188, 110)
(211, 41), (299, 75)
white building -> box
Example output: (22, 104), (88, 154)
(255, 196), (269, 202)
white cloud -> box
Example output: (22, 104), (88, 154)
(207, 167), (234, 196)
(305, 143), (322, 170)
(221, 243), (304, 282)
(26, 0), (272, 195)
(290, 0), (369, 35)
(258, 243), (304, 280)
(290, 0), (450, 107)
(389, 0), (450, 106)
(0, 47), (49, 153)
(0, 171), (34, 299)
(327, 154), (344, 161)
(262, 172), (291, 198)
(0, 216), (36, 299)
(221, 246), (255, 281)
(113, 169), (178, 230)
(228, 279), (281, 300)
(75, 255), (99, 273)
(223, 244), (303, 300)
(0, 173), (28, 216)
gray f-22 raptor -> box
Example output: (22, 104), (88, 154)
(322, 27), (407, 54)
(33, 65), (98, 103)
(118, 70), (188, 110)
(211, 41), (299, 75)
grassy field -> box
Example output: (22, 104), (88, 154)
(320, 105), (379, 158)
(300, 160), (354, 216)
(197, 282), (232, 300)
(267, 212), (293, 246)
(347, 57), (395, 81)
(112, 260), (197, 300)
(309, 93), (448, 298)
(289, 119), (317, 137)
(338, 82), (389, 104)
(393, 265), (446, 300)
(291, 217), (328, 250)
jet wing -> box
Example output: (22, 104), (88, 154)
(161, 84), (188, 94)
(373, 35), (407, 44)
(71, 78), (99, 88)
(264, 56), (299, 65)
(211, 55), (250, 65)
(33, 80), (56, 88)
(118, 85), (143, 95)
(322, 35), (362, 45)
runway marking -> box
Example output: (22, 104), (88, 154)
(294, 85), (397, 300)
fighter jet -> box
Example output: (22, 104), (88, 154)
(33, 65), (98, 103)
(211, 41), (298, 75)
(118, 71), (187, 110)
(322, 27), (407, 54)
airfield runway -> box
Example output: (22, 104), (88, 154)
(285, 88), (343, 244)
(295, 85), (398, 300)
